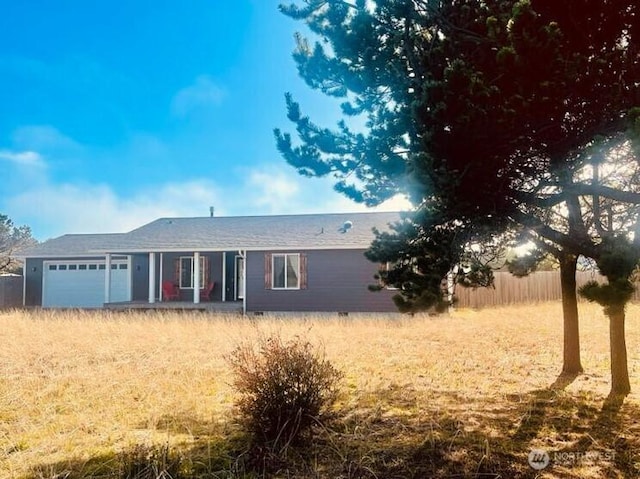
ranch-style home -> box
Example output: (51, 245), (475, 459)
(18, 211), (401, 314)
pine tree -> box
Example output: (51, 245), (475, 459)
(277, 0), (640, 394)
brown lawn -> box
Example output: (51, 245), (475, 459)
(0, 302), (638, 478)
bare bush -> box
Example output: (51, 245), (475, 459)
(227, 334), (342, 450)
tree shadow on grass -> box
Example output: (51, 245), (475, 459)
(550, 371), (581, 390)
(22, 417), (252, 479)
(316, 385), (536, 478)
(23, 385), (640, 479)
(504, 385), (639, 478)
(555, 392), (638, 475)
(511, 371), (593, 444)
(317, 383), (640, 479)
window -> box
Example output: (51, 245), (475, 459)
(381, 262), (399, 290)
(69, 264), (77, 270)
(89, 264), (97, 270)
(179, 256), (206, 289)
(79, 264), (87, 270)
(379, 259), (419, 290)
(264, 253), (307, 290)
(272, 253), (300, 289)
(48, 265), (57, 271)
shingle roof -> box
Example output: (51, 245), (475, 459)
(19, 212), (401, 257)
(17, 233), (127, 258)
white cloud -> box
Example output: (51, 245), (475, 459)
(6, 180), (223, 239)
(375, 194), (414, 212)
(245, 168), (301, 212)
(4, 160), (411, 240)
(171, 75), (225, 117)
(0, 149), (45, 167)
(233, 164), (412, 216)
(11, 125), (81, 153)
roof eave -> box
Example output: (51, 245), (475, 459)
(89, 244), (372, 254)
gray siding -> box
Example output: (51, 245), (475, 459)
(224, 253), (237, 300)
(208, 253), (223, 301)
(25, 258), (44, 306)
(246, 249), (397, 313)
(131, 254), (150, 301)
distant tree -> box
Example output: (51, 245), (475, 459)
(277, 1), (640, 394)
(0, 214), (36, 274)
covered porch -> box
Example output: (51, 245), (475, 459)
(102, 249), (247, 314)
(104, 299), (243, 313)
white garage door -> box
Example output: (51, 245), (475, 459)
(43, 258), (131, 308)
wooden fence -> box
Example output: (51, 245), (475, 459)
(0, 275), (22, 308)
(454, 270), (639, 309)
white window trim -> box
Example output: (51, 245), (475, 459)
(272, 253), (300, 290)
(179, 256), (206, 289)
(382, 262), (399, 290)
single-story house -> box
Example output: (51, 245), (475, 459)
(18, 211), (401, 313)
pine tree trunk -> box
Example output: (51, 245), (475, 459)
(608, 304), (631, 395)
(559, 253), (583, 375)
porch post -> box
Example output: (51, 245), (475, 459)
(221, 252), (226, 302)
(193, 252), (200, 304)
(159, 253), (164, 302)
(148, 252), (156, 304)
(104, 253), (112, 304)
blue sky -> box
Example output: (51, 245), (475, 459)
(0, 0), (407, 240)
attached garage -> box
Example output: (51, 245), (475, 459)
(42, 258), (131, 308)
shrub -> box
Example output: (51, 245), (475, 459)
(227, 334), (342, 450)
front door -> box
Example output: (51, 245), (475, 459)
(235, 256), (245, 300)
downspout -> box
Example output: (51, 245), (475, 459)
(447, 268), (455, 312)
(239, 249), (246, 315)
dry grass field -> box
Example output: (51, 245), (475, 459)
(0, 303), (639, 478)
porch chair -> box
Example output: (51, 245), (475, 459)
(200, 281), (215, 301)
(162, 281), (180, 301)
